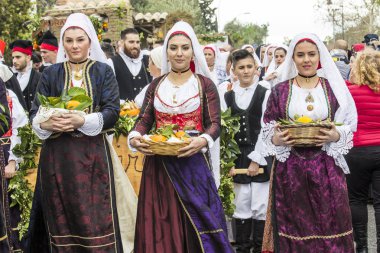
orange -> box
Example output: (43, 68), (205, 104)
(66, 100), (81, 110)
(296, 116), (313, 124)
(119, 110), (128, 117)
(126, 109), (140, 117)
(174, 131), (186, 138)
(150, 135), (167, 142)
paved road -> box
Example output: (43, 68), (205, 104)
(369, 204), (377, 253)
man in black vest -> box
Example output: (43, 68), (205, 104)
(109, 28), (152, 101)
(10, 40), (41, 112)
(223, 49), (271, 253)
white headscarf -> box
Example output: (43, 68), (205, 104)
(150, 46), (163, 69)
(265, 45), (289, 74)
(241, 44), (262, 67)
(262, 44), (278, 68)
(278, 32), (357, 131)
(57, 13), (107, 64)
(161, 21), (211, 78)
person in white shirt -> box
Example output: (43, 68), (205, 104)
(222, 49), (271, 253)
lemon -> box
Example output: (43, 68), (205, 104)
(66, 100), (81, 110)
(296, 116), (313, 124)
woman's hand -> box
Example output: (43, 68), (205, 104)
(315, 124), (340, 146)
(4, 160), (16, 178)
(272, 123), (295, 146)
(177, 137), (208, 158)
(60, 113), (85, 131)
(265, 72), (277, 81)
(247, 161), (260, 176)
(40, 116), (74, 132)
(228, 167), (236, 177)
(130, 136), (153, 155)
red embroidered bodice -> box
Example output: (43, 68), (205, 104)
(154, 107), (203, 132)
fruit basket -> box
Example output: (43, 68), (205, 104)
(278, 116), (337, 147)
(141, 125), (191, 156)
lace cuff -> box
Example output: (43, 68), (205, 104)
(78, 113), (103, 136)
(322, 125), (353, 174)
(127, 131), (142, 152)
(261, 120), (291, 162)
(248, 151), (268, 165)
(200, 133), (214, 149)
(32, 119), (53, 140)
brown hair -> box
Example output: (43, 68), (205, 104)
(350, 49), (380, 92)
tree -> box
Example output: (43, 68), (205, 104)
(130, 0), (149, 13)
(315, 0), (380, 43)
(0, 0), (32, 42)
(223, 19), (268, 48)
(198, 0), (218, 33)
(36, 0), (56, 15)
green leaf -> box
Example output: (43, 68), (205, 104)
(67, 87), (87, 97)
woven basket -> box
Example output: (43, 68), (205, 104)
(279, 123), (332, 147)
(141, 138), (191, 156)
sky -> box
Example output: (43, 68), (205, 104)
(213, 0), (333, 44)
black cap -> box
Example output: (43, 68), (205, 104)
(9, 40), (33, 56)
(39, 30), (58, 50)
(362, 34), (379, 45)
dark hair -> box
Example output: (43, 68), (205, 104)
(32, 51), (42, 63)
(232, 49), (256, 67)
(275, 47), (287, 54)
(120, 28), (139, 40)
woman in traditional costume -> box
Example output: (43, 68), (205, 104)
(264, 45), (288, 87)
(0, 78), (11, 252)
(0, 88), (28, 251)
(27, 13), (127, 252)
(203, 44), (228, 85)
(129, 21), (233, 253)
(261, 33), (357, 253)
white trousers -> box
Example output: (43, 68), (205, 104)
(232, 181), (270, 220)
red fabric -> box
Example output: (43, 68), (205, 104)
(40, 43), (58, 52)
(12, 46), (32, 56)
(169, 31), (190, 40)
(348, 82), (380, 147)
(0, 40), (5, 55)
(352, 43), (365, 53)
(2, 95), (12, 137)
(155, 107), (204, 132)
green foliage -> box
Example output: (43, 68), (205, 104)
(198, 0), (218, 33)
(130, 0), (149, 12)
(35, 0), (56, 15)
(114, 116), (138, 140)
(218, 108), (240, 217)
(0, 104), (9, 134)
(223, 19), (269, 48)
(198, 33), (226, 44)
(0, 0), (33, 42)
(10, 124), (42, 239)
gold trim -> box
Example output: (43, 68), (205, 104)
(279, 229), (353, 241)
(84, 60), (95, 113)
(162, 161), (205, 253)
(51, 241), (115, 248)
(51, 232), (114, 239)
(199, 229), (224, 235)
(0, 234), (7, 241)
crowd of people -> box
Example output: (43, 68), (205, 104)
(0, 12), (379, 253)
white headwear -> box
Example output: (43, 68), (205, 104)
(262, 44), (278, 68)
(241, 44), (262, 67)
(161, 21), (211, 78)
(57, 13), (107, 64)
(150, 46), (163, 69)
(279, 32), (357, 131)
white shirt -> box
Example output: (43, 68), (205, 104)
(107, 50), (143, 77)
(16, 67), (32, 91)
(288, 82), (329, 121)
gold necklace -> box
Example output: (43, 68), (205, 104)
(295, 77), (320, 111)
(70, 59), (88, 81)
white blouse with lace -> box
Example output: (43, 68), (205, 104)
(260, 81), (353, 174)
(32, 74), (104, 139)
